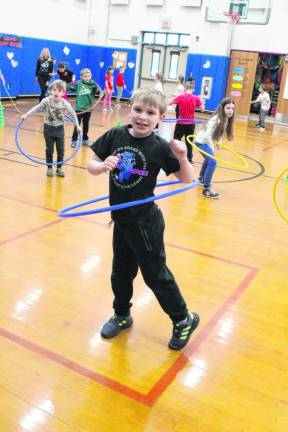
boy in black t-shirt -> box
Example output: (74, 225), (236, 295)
(88, 89), (200, 350)
(57, 63), (74, 101)
(57, 63), (74, 84)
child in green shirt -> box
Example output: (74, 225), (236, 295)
(70, 68), (101, 147)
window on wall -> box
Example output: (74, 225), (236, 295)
(142, 31), (190, 48)
(150, 50), (161, 77)
(143, 32), (154, 44)
(155, 33), (166, 44)
(167, 33), (179, 45)
(168, 52), (179, 80)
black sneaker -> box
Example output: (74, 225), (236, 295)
(100, 314), (133, 339)
(202, 188), (220, 199)
(168, 312), (200, 350)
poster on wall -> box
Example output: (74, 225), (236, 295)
(112, 51), (127, 69)
(0, 34), (22, 48)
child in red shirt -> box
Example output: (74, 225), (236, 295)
(115, 66), (126, 107)
(169, 82), (205, 163)
(103, 66), (114, 112)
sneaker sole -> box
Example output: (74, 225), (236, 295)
(168, 313), (200, 350)
(202, 194), (220, 199)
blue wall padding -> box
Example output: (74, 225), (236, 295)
(185, 53), (230, 111)
(0, 33), (137, 99)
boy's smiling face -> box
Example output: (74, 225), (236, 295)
(129, 100), (163, 138)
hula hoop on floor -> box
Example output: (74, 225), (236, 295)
(273, 166), (288, 224)
(15, 116), (82, 166)
(186, 135), (249, 169)
(58, 179), (198, 218)
(66, 80), (103, 115)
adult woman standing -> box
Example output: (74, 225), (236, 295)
(35, 48), (54, 102)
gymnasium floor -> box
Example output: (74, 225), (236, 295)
(0, 100), (288, 431)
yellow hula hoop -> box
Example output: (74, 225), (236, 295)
(273, 166), (288, 224)
(186, 135), (249, 169)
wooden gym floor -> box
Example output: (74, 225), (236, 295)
(0, 99), (287, 431)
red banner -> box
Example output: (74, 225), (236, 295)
(0, 35), (22, 48)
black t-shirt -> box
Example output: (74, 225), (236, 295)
(90, 125), (180, 223)
(57, 69), (73, 84)
(36, 58), (54, 77)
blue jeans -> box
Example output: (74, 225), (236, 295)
(259, 109), (268, 128)
(196, 143), (217, 188)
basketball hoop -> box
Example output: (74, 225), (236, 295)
(224, 12), (241, 24)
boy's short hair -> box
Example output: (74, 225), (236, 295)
(80, 68), (92, 77)
(58, 62), (66, 69)
(183, 81), (194, 91)
(131, 89), (167, 115)
(50, 79), (66, 92)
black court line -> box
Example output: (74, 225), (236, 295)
(0, 145), (87, 170)
(0, 156), (39, 167)
(0, 150), (17, 157)
(0, 123), (276, 182)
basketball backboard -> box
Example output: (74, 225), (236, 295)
(205, 0), (271, 25)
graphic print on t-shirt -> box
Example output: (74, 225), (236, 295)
(79, 85), (92, 96)
(111, 145), (149, 190)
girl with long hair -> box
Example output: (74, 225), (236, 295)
(195, 97), (235, 198)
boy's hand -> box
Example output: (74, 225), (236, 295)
(170, 139), (187, 162)
(103, 155), (119, 172)
(21, 114), (27, 119)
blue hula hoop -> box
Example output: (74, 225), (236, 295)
(162, 118), (203, 124)
(58, 179), (198, 218)
(15, 116), (82, 166)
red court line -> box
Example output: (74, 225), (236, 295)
(0, 194), (108, 228)
(145, 267), (259, 405)
(0, 220), (63, 246)
(0, 192), (260, 405)
(0, 254), (259, 406)
(0, 327), (147, 405)
(166, 241), (255, 270)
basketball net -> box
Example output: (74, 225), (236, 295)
(223, 12), (241, 25)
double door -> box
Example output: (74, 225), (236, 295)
(139, 44), (187, 98)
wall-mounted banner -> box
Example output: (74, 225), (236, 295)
(0, 34), (22, 48)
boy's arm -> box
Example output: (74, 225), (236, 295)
(196, 96), (205, 112)
(168, 96), (179, 106)
(199, 98), (205, 112)
(169, 139), (194, 183)
(63, 101), (80, 130)
(87, 154), (118, 176)
(251, 94), (260, 104)
(68, 82), (78, 92)
(22, 99), (47, 118)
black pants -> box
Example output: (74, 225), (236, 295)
(38, 75), (49, 102)
(173, 123), (195, 163)
(111, 206), (188, 323)
(44, 124), (64, 168)
(175, 104), (179, 119)
(72, 111), (91, 141)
